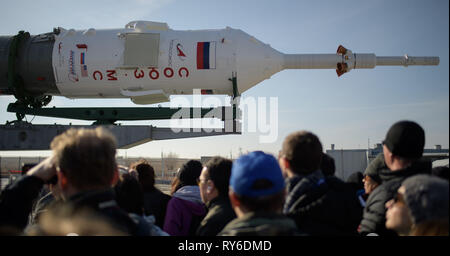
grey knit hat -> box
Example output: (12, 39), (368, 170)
(402, 174), (449, 224)
(364, 153), (386, 184)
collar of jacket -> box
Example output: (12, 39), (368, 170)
(379, 160), (432, 183)
(206, 195), (230, 209)
(68, 188), (118, 210)
(240, 211), (289, 221)
(220, 211), (298, 236)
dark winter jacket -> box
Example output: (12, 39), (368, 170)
(284, 170), (363, 236)
(358, 160), (432, 236)
(196, 196), (236, 236)
(218, 211), (302, 236)
(0, 175), (140, 235)
(29, 191), (57, 225)
(143, 188), (171, 228)
(67, 188), (140, 235)
(0, 176), (44, 231)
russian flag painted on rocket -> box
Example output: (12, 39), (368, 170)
(197, 42), (216, 69)
(80, 52), (85, 65)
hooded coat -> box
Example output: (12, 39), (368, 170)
(163, 185), (206, 236)
(284, 170), (363, 236)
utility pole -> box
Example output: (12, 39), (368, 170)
(161, 149), (164, 179)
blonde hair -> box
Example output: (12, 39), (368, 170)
(51, 127), (117, 190)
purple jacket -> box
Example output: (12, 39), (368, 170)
(163, 186), (206, 236)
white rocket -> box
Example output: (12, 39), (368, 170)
(0, 20), (440, 107)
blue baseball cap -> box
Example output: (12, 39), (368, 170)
(230, 151), (285, 198)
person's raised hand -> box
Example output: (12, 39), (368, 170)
(27, 155), (57, 182)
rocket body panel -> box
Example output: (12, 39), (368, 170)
(52, 27), (250, 100)
(53, 28), (124, 97)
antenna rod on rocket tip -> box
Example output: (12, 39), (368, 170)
(283, 45), (440, 77)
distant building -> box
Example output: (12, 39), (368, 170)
(200, 156), (215, 165)
(116, 156), (193, 179)
(0, 155), (196, 183)
(326, 149), (368, 181)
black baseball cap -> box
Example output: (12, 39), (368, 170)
(383, 121), (425, 159)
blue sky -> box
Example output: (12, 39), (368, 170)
(0, 0), (448, 159)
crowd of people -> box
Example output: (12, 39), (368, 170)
(0, 120), (448, 236)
